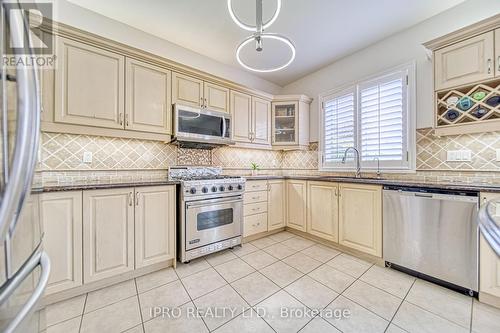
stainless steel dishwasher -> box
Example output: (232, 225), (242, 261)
(383, 186), (479, 296)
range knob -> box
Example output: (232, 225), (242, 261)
(202, 187), (209, 193)
(189, 187), (197, 194)
(237, 184), (243, 190)
(211, 186), (217, 192)
(219, 186), (225, 192)
(228, 185), (234, 191)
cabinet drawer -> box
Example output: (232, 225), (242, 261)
(245, 181), (268, 192)
(244, 202), (268, 216)
(244, 213), (267, 237)
(244, 191), (268, 204)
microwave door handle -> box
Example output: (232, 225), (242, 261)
(221, 116), (226, 139)
(0, 3), (41, 242)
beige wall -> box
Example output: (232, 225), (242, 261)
(281, 0), (500, 141)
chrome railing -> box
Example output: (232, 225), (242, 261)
(478, 199), (500, 257)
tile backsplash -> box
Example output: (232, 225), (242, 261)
(37, 129), (500, 186)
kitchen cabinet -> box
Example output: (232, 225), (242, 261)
(40, 191), (83, 295)
(496, 28), (500, 76)
(434, 31), (494, 90)
(243, 180), (268, 237)
(272, 95), (311, 150)
(83, 188), (135, 283)
(231, 91), (253, 143)
(338, 183), (382, 257)
(252, 97), (271, 146)
(268, 180), (286, 231)
(204, 82), (230, 113)
(172, 73), (230, 112)
(172, 72), (204, 108)
(286, 180), (307, 232)
(479, 192), (500, 307)
(125, 59), (172, 134)
(307, 181), (338, 242)
(135, 186), (176, 268)
(55, 37), (125, 129)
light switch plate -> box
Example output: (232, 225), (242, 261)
(82, 151), (92, 164)
(447, 150), (471, 162)
(496, 149), (500, 162)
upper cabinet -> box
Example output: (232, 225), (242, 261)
(231, 91), (271, 147)
(434, 31), (495, 91)
(272, 95), (311, 150)
(55, 37), (125, 129)
(172, 72), (230, 113)
(126, 59), (172, 134)
(496, 28), (500, 76)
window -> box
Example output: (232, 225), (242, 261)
(319, 63), (415, 172)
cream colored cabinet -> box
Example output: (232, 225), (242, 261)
(268, 180), (286, 231)
(83, 188), (134, 283)
(40, 191), (83, 295)
(55, 37), (125, 129)
(243, 180), (268, 237)
(307, 181), (338, 242)
(172, 72), (204, 108)
(496, 28), (500, 76)
(125, 59), (172, 134)
(231, 91), (252, 143)
(252, 97), (271, 146)
(204, 82), (230, 113)
(434, 31), (495, 90)
(135, 186), (176, 268)
(479, 192), (500, 307)
(338, 183), (382, 257)
(272, 95), (311, 150)
(286, 180), (307, 232)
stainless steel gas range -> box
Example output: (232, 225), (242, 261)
(169, 167), (245, 263)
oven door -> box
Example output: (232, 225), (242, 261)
(185, 196), (242, 251)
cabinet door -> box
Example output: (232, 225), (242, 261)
(339, 184), (382, 257)
(204, 82), (230, 113)
(252, 97), (271, 145)
(41, 191), (83, 294)
(126, 59), (172, 134)
(55, 37), (125, 129)
(307, 181), (338, 242)
(135, 186), (176, 268)
(83, 188), (134, 283)
(435, 31), (494, 90)
(479, 193), (500, 303)
(172, 72), (203, 108)
(286, 180), (307, 232)
(268, 180), (286, 231)
(496, 28), (500, 77)
(230, 91), (252, 143)
(272, 101), (298, 145)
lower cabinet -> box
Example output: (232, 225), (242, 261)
(268, 180), (286, 231)
(286, 180), (307, 232)
(338, 183), (382, 257)
(83, 188), (135, 283)
(479, 192), (500, 306)
(134, 186), (176, 268)
(243, 180), (268, 237)
(40, 191), (83, 295)
(307, 181), (338, 242)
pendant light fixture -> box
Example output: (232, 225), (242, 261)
(228, 0), (295, 73)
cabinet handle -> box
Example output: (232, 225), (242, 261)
(487, 58), (492, 74)
(498, 56), (500, 73)
(125, 114), (129, 127)
(200, 97), (204, 108)
(334, 188), (338, 196)
(204, 98), (207, 107)
(119, 113), (123, 126)
(128, 192), (133, 206)
(135, 192), (139, 206)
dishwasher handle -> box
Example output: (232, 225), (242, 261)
(384, 189), (479, 204)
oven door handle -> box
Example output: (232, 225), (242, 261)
(186, 196), (243, 209)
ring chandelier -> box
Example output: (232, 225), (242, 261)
(227, 0), (295, 73)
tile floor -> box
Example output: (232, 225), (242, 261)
(43, 232), (500, 333)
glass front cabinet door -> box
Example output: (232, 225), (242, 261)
(271, 95), (311, 150)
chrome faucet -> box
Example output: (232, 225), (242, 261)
(341, 147), (361, 178)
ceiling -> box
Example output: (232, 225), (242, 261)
(67, 0), (464, 86)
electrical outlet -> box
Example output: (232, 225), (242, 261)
(447, 150), (471, 161)
(82, 151), (93, 164)
(447, 150), (459, 161)
(496, 149), (500, 162)
(460, 150), (471, 161)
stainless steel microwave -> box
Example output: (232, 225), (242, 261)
(172, 104), (233, 148)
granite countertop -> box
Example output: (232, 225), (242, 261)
(37, 175), (500, 193)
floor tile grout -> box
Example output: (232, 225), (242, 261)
(133, 279), (146, 333)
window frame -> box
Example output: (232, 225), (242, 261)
(318, 62), (416, 173)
